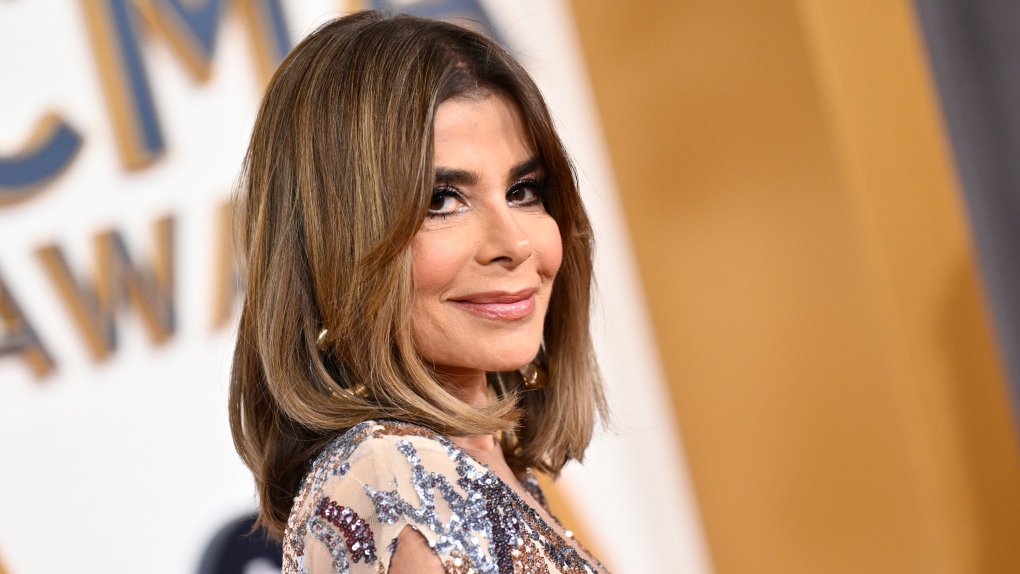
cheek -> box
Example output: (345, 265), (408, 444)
(534, 215), (563, 279)
(411, 230), (473, 294)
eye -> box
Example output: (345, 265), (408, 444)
(428, 187), (466, 218)
(507, 177), (548, 207)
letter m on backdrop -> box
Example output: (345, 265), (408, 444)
(81, 0), (290, 169)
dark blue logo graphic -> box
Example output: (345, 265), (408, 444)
(198, 514), (282, 574)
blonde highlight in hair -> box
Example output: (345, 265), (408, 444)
(229, 11), (606, 538)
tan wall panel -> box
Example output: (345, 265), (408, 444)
(799, 2), (1020, 570)
(569, 1), (1020, 572)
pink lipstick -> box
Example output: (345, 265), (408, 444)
(449, 288), (536, 320)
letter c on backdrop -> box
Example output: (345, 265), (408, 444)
(0, 112), (83, 205)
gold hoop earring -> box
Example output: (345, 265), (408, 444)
(315, 328), (371, 400)
(519, 342), (548, 389)
(331, 384), (371, 401)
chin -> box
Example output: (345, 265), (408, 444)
(413, 313), (547, 376)
(480, 340), (543, 372)
(435, 335), (541, 374)
(485, 357), (535, 373)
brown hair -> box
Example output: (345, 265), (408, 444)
(229, 10), (606, 537)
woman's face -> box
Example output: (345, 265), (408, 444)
(411, 93), (562, 381)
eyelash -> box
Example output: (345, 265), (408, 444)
(426, 177), (550, 220)
(427, 187), (466, 220)
(509, 177), (550, 207)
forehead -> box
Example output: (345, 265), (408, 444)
(432, 94), (535, 168)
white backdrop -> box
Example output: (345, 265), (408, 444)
(0, 1), (711, 572)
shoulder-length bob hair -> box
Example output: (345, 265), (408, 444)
(230, 10), (605, 537)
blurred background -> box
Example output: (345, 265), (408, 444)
(2, 1), (1019, 573)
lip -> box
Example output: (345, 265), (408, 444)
(449, 288), (537, 320)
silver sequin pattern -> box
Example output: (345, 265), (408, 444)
(281, 421), (608, 574)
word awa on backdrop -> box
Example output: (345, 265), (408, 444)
(0, 0), (292, 379)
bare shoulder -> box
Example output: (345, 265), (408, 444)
(388, 526), (447, 574)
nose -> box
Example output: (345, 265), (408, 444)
(476, 204), (532, 267)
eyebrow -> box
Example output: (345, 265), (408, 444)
(433, 167), (477, 186)
(433, 156), (544, 186)
(509, 156), (544, 180)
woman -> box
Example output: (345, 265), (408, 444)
(230, 11), (608, 574)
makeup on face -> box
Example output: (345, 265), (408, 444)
(448, 288), (537, 321)
(410, 94), (562, 378)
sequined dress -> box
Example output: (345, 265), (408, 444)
(282, 420), (608, 574)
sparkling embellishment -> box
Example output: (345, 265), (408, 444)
(315, 497), (377, 564)
(281, 420), (608, 574)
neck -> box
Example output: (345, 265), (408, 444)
(436, 368), (501, 454)
(437, 368), (490, 408)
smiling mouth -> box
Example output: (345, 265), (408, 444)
(449, 288), (537, 320)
